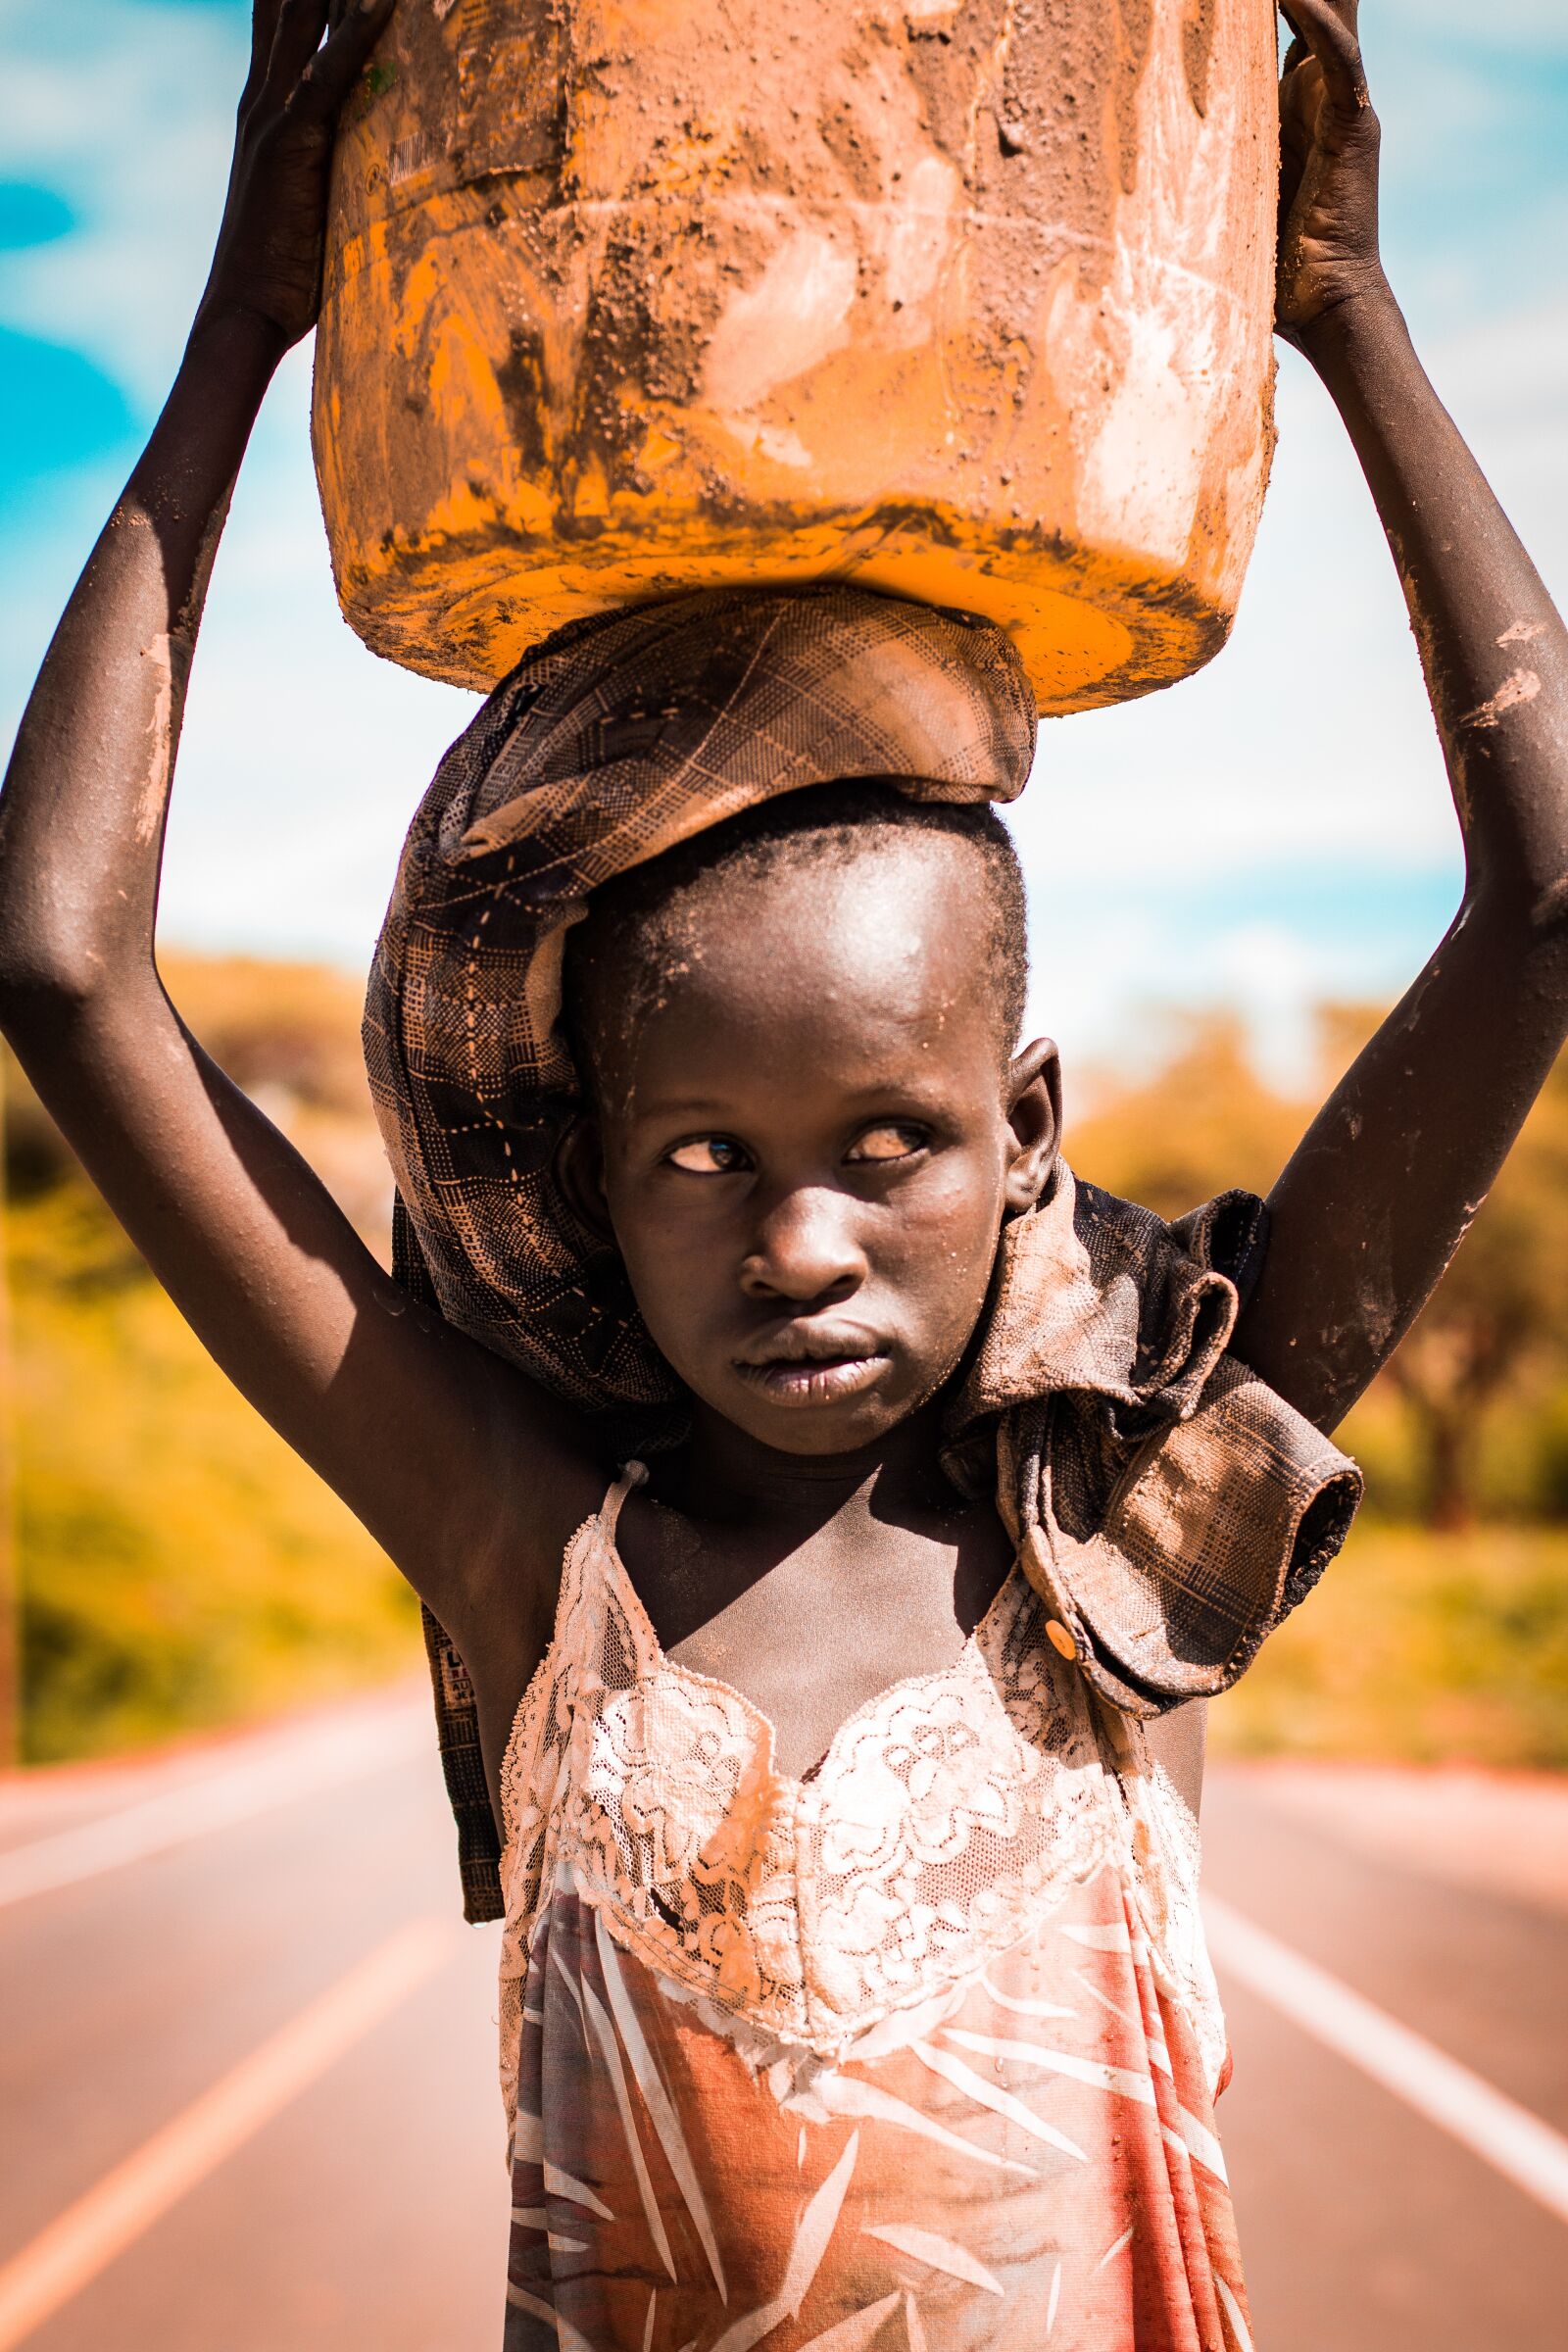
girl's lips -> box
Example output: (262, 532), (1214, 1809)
(734, 1353), (890, 1406)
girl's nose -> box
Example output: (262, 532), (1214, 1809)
(740, 1187), (868, 1302)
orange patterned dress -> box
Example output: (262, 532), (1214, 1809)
(498, 1469), (1253, 2352)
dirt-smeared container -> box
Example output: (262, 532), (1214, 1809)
(313, 0), (1278, 713)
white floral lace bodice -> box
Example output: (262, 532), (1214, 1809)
(498, 1468), (1224, 2121)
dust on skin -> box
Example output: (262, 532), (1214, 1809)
(1461, 667), (1543, 730)
(1397, 554), (1478, 816)
(126, 495), (226, 848)
(134, 634), (175, 849)
(104, 509), (175, 852)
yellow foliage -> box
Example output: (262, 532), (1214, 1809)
(1070, 1012), (1300, 1217)
(5, 958), (1567, 1766)
(9, 1183), (416, 1764)
(1213, 1520), (1568, 1769)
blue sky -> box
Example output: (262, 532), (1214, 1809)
(2, 0), (1565, 1086)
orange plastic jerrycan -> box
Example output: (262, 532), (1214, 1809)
(313, 0), (1278, 713)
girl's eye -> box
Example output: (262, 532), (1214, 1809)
(846, 1123), (927, 1164)
(666, 1137), (750, 1174)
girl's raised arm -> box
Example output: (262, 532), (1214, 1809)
(0, 2), (597, 1690)
(1231, 0), (1568, 1432)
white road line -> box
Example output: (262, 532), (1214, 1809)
(1203, 1891), (1568, 2227)
(0, 1701), (427, 1911)
(0, 1914), (460, 2351)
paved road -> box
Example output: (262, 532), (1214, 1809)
(0, 1694), (1563, 2350)
(1200, 1770), (1568, 2351)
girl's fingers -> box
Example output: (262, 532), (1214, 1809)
(1279, 0), (1368, 110)
(269, 0), (332, 88)
(297, 0), (396, 115)
(250, 0), (288, 62)
(240, 0), (289, 109)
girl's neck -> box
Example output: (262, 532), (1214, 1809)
(664, 1397), (956, 1537)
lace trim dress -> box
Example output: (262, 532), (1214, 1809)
(498, 1468), (1253, 2352)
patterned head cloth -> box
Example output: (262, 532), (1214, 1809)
(366, 586), (1035, 1414)
(366, 588), (1359, 1923)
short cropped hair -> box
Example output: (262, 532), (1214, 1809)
(563, 780), (1029, 1095)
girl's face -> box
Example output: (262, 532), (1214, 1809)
(566, 844), (1058, 1456)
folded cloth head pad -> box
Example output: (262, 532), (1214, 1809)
(366, 589), (1359, 1922)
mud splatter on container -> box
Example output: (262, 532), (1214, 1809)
(313, 0), (1278, 713)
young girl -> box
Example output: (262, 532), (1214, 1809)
(3, 2), (1564, 2346)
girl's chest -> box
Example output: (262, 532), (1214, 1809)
(620, 1499), (1015, 1784)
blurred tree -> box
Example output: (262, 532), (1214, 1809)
(1381, 1054), (1568, 1530)
(4, 954), (410, 1762)
(3, 955), (391, 1252)
(159, 953), (372, 1118)
(11, 969), (1568, 1537)
(1308, 1008), (1568, 1529)
(1070, 1010), (1300, 1221)
(1077, 1004), (1568, 1531)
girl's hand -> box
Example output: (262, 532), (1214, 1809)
(1275, 0), (1391, 349)
(196, 0), (394, 350)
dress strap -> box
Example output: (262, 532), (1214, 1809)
(601, 1459), (648, 1544)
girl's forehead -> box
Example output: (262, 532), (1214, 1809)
(576, 826), (1017, 1108)
(661, 853), (988, 1018)
(705, 831), (983, 951)
(612, 883), (1004, 1108)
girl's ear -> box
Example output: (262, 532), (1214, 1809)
(555, 1113), (616, 1242)
(1004, 1036), (1061, 1212)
